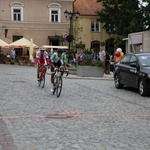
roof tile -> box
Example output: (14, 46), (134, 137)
(74, 0), (102, 15)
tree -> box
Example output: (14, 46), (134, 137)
(72, 18), (84, 50)
(96, 0), (149, 49)
(140, 0), (150, 30)
(97, 0), (145, 37)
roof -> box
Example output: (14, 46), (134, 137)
(74, 0), (102, 16)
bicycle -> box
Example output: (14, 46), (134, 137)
(38, 64), (47, 88)
(52, 66), (69, 97)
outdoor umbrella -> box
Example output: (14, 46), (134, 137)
(29, 38), (34, 62)
(9, 37), (39, 48)
(0, 39), (9, 48)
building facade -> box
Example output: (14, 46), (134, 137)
(0, 0), (72, 54)
(0, 0), (113, 55)
(74, 0), (113, 51)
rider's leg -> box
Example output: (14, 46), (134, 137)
(50, 66), (55, 92)
(37, 66), (40, 79)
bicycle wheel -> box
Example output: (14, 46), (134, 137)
(41, 73), (45, 88)
(56, 76), (62, 97)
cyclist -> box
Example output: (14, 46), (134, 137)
(36, 46), (50, 80)
(50, 48), (67, 92)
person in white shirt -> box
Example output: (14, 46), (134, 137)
(99, 46), (106, 61)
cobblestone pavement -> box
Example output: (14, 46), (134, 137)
(0, 64), (150, 150)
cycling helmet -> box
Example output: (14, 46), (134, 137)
(40, 46), (46, 51)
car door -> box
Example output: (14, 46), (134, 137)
(118, 54), (131, 84)
(128, 55), (138, 87)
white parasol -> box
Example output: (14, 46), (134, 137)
(29, 38), (34, 62)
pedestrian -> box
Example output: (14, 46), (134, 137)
(68, 52), (74, 65)
(78, 49), (86, 65)
(75, 49), (81, 65)
(105, 51), (111, 74)
(99, 46), (106, 61)
(91, 48), (96, 61)
(10, 48), (16, 59)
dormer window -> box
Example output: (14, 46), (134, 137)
(10, 2), (24, 21)
(48, 3), (62, 23)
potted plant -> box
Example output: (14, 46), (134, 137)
(77, 54), (104, 77)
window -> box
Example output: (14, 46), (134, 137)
(120, 55), (131, 65)
(48, 3), (62, 23)
(130, 55), (137, 64)
(51, 10), (58, 22)
(10, 2), (24, 21)
(91, 21), (100, 32)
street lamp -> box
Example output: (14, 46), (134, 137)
(64, 10), (80, 50)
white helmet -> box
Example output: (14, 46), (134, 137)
(40, 46), (46, 51)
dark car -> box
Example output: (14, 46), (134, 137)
(114, 53), (150, 96)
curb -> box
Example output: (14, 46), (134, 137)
(64, 74), (114, 81)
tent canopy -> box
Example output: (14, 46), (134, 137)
(0, 39), (9, 47)
(9, 38), (39, 49)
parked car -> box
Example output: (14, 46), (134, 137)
(114, 53), (150, 96)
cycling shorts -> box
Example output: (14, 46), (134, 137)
(51, 60), (61, 72)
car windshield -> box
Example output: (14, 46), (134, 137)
(138, 55), (150, 67)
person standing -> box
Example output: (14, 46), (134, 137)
(91, 48), (96, 61)
(99, 46), (106, 74)
(10, 48), (16, 59)
(99, 46), (106, 61)
(105, 51), (111, 74)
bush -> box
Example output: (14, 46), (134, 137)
(83, 54), (104, 67)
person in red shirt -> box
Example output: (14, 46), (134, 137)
(36, 46), (50, 80)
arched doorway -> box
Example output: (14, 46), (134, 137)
(91, 40), (100, 53)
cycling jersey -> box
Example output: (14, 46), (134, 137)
(36, 51), (50, 65)
(51, 52), (59, 63)
(61, 52), (67, 65)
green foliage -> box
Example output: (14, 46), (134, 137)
(96, 0), (146, 37)
(96, 0), (150, 49)
(97, 0), (150, 37)
(72, 18), (83, 43)
(84, 54), (104, 67)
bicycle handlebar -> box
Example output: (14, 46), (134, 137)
(54, 68), (69, 77)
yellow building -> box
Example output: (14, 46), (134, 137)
(74, 0), (112, 51)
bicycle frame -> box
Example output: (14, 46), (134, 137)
(38, 65), (46, 88)
(52, 66), (69, 97)
(39, 65), (46, 80)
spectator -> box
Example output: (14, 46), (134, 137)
(6, 53), (11, 58)
(105, 51), (111, 74)
(68, 52), (74, 65)
(78, 50), (86, 65)
(75, 49), (81, 65)
(99, 46), (106, 61)
(91, 48), (96, 61)
(10, 48), (16, 59)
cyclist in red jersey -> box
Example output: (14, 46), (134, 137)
(36, 46), (50, 80)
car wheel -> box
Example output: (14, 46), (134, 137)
(114, 74), (123, 89)
(139, 79), (149, 96)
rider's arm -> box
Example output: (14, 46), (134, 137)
(36, 54), (40, 64)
